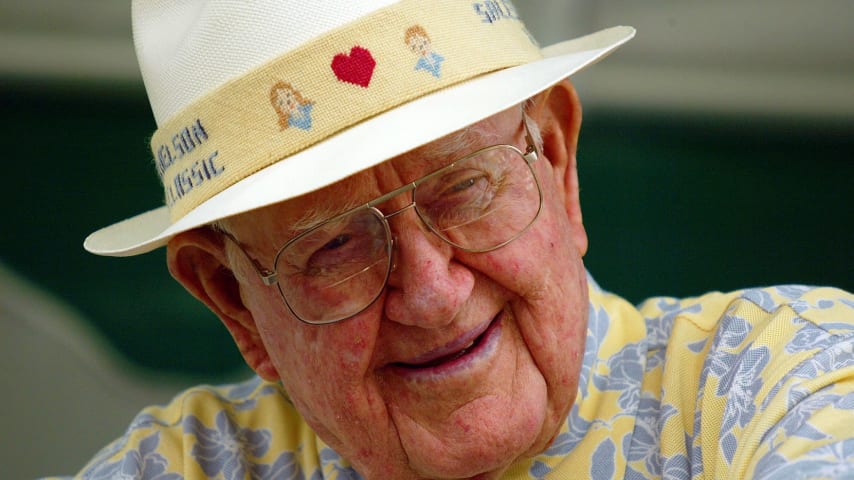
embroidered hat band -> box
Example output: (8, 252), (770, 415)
(153, 0), (541, 221)
(84, 0), (634, 256)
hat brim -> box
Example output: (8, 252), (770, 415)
(85, 26), (635, 256)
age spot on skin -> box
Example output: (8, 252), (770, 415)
(455, 418), (473, 433)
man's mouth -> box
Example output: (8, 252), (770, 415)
(390, 311), (504, 376)
(410, 338), (480, 368)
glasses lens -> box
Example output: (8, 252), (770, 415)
(275, 208), (391, 323)
(414, 145), (541, 252)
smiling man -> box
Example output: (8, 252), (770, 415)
(61, 1), (854, 479)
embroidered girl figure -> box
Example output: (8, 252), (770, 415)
(270, 82), (314, 130)
(405, 25), (444, 78)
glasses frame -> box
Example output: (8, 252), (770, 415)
(223, 113), (543, 324)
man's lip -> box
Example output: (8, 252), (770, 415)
(393, 313), (499, 368)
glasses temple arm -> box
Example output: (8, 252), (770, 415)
(216, 228), (279, 286)
(521, 113), (539, 164)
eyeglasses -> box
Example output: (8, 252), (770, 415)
(225, 115), (543, 324)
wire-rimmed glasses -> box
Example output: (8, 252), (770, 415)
(227, 115), (543, 324)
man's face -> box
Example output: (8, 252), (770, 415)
(221, 106), (589, 479)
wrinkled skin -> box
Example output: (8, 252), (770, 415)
(168, 80), (590, 479)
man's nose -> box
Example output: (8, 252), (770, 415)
(382, 212), (474, 328)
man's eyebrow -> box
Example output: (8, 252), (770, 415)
(422, 123), (494, 160)
(287, 197), (363, 237)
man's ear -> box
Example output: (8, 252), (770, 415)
(166, 228), (279, 381)
(529, 79), (587, 256)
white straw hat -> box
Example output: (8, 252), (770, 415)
(85, 0), (634, 256)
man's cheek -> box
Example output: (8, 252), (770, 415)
(280, 348), (348, 419)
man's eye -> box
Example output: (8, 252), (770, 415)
(322, 234), (350, 251)
(303, 234), (355, 276)
(438, 170), (491, 197)
(448, 176), (479, 193)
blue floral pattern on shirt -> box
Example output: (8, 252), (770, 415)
(184, 410), (270, 479)
(52, 283), (854, 480)
(82, 432), (180, 480)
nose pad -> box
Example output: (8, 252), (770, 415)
(390, 236), (399, 273)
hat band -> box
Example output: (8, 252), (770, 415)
(149, 0), (542, 222)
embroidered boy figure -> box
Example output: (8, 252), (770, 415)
(405, 25), (444, 78)
(270, 82), (314, 130)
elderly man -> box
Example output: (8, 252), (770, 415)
(65, 1), (854, 479)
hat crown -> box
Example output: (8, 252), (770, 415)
(132, 0), (398, 125)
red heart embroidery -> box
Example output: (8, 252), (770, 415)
(331, 46), (376, 88)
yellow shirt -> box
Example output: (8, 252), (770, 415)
(56, 280), (854, 479)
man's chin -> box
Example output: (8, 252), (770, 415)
(389, 393), (548, 479)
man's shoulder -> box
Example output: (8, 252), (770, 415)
(630, 286), (854, 477)
(634, 284), (854, 431)
(68, 376), (319, 479)
(638, 284), (854, 341)
(161, 375), (287, 413)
